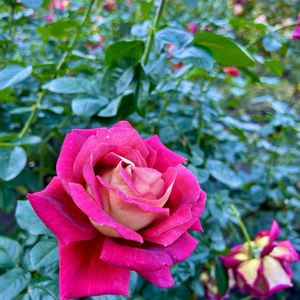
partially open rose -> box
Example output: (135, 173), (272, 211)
(28, 121), (206, 299)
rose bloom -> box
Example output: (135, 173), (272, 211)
(221, 221), (299, 299)
(28, 121), (206, 299)
(102, 0), (117, 12)
(49, 0), (71, 11)
(186, 22), (198, 34)
(223, 66), (239, 77)
(200, 269), (235, 300)
(292, 14), (300, 41)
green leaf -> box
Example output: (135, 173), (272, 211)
(265, 58), (284, 76)
(116, 67), (135, 95)
(0, 237), (22, 268)
(215, 258), (229, 296)
(135, 66), (150, 115)
(16, 200), (50, 235)
(30, 239), (58, 269)
(72, 97), (108, 117)
(104, 41), (144, 66)
(43, 77), (91, 94)
(0, 187), (15, 213)
(156, 28), (193, 47)
(12, 136), (42, 146)
(98, 96), (123, 117)
(0, 268), (31, 300)
(0, 66), (32, 90)
(20, 0), (44, 8)
(173, 46), (214, 71)
(0, 147), (27, 181)
(206, 159), (242, 188)
(194, 32), (255, 67)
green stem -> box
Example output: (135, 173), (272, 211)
(246, 21), (300, 49)
(142, 0), (167, 65)
(18, 0), (96, 138)
(196, 102), (203, 145)
(230, 204), (253, 257)
(9, 4), (15, 41)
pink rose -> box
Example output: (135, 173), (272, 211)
(102, 0), (117, 12)
(223, 66), (239, 77)
(186, 23), (198, 34)
(292, 14), (300, 41)
(221, 221), (299, 298)
(27, 121), (206, 299)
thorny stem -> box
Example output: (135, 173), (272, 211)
(142, 0), (167, 65)
(18, 0), (96, 138)
(230, 204), (253, 257)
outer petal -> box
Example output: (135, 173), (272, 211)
(270, 241), (299, 262)
(141, 165), (206, 246)
(96, 124), (149, 158)
(236, 259), (261, 286)
(255, 220), (281, 242)
(28, 177), (96, 245)
(145, 135), (187, 172)
(59, 236), (130, 300)
(138, 266), (174, 288)
(100, 232), (198, 272)
(263, 256), (292, 293)
(69, 182), (143, 243)
(56, 128), (97, 191)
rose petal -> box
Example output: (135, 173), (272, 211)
(141, 165), (206, 246)
(256, 220), (281, 242)
(100, 232), (197, 272)
(189, 219), (203, 231)
(112, 120), (135, 129)
(28, 177), (96, 245)
(96, 125), (149, 158)
(138, 266), (174, 288)
(69, 182), (143, 243)
(145, 135), (187, 172)
(56, 129), (97, 192)
(263, 256), (292, 291)
(73, 137), (116, 182)
(97, 175), (169, 231)
(270, 241), (299, 262)
(237, 259), (261, 286)
(59, 236), (130, 300)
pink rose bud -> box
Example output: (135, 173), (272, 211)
(44, 15), (54, 23)
(292, 14), (300, 41)
(200, 269), (235, 300)
(166, 44), (176, 57)
(27, 121), (206, 299)
(233, 4), (244, 15)
(223, 66), (239, 77)
(186, 23), (198, 34)
(102, 0), (117, 12)
(221, 221), (299, 299)
(172, 62), (184, 71)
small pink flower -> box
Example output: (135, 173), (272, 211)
(233, 4), (244, 15)
(221, 221), (299, 299)
(200, 269), (235, 300)
(292, 14), (300, 41)
(186, 23), (198, 34)
(44, 15), (54, 23)
(102, 0), (117, 12)
(172, 62), (184, 71)
(27, 121), (206, 299)
(223, 67), (239, 77)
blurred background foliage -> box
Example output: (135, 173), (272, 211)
(0, 0), (299, 299)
